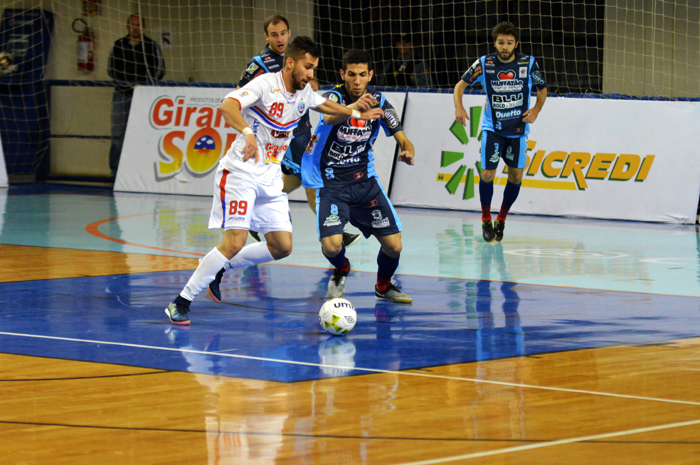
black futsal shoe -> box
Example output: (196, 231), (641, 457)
(207, 268), (225, 303)
(249, 230), (262, 242)
(493, 219), (505, 242)
(342, 232), (361, 248)
(482, 220), (496, 242)
(165, 301), (190, 326)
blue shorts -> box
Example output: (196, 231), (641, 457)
(481, 131), (527, 170)
(281, 130), (311, 178)
(317, 177), (402, 240)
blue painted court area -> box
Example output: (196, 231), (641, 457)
(1, 183), (700, 383)
(1, 263), (699, 383)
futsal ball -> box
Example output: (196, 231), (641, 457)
(319, 298), (357, 336)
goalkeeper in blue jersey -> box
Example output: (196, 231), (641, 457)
(302, 50), (415, 303)
(454, 22), (547, 243)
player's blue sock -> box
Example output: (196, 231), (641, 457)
(498, 181), (521, 221)
(324, 244), (348, 270)
(479, 179), (494, 221)
(377, 249), (400, 291)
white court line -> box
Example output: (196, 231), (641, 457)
(1, 331), (700, 407)
(398, 418), (700, 464)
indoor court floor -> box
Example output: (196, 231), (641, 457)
(2, 182), (700, 464)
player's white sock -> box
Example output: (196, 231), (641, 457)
(181, 248), (229, 301)
(228, 242), (275, 269)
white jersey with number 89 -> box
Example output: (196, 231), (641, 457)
(222, 72), (326, 184)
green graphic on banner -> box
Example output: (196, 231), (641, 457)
(440, 106), (482, 200)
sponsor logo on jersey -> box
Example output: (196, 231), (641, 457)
(519, 66), (527, 78)
(491, 79), (524, 93)
(531, 70), (545, 86)
(323, 214), (342, 227)
(371, 209), (390, 228)
(384, 108), (400, 129)
(348, 118), (367, 128)
(337, 125), (372, 144)
(495, 109), (522, 119)
(271, 130), (289, 139)
(305, 134), (318, 154)
(264, 142), (288, 164)
(492, 93), (523, 110)
(328, 93), (340, 103)
(264, 56), (273, 61)
(246, 63), (259, 74)
(498, 71), (515, 80)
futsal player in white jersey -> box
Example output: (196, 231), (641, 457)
(165, 37), (384, 325)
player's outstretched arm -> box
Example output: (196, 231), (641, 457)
(454, 80), (470, 126)
(321, 93), (377, 126)
(314, 98), (384, 124)
(522, 87), (548, 124)
(393, 131), (415, 166)
(220, 98), (259, 162)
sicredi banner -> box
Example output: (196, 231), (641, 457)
(115, 86), (406, 199)
(391, 93), (700, 224)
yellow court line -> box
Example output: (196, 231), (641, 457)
(436, 174), (577, 190)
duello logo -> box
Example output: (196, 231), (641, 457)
(150, 96), (237, 178)
(438, 109), (656, 196)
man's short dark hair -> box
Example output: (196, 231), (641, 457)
(284, 36), (321, 63)
(127, 14), (144, 28)
(264, 14), (290, 35)
(492, 22), (519, 42)
(341, 50), (373, 72)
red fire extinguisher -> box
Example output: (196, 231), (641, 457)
(72, 18), (95, 72)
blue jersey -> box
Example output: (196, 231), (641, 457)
(301, 85), (403, 189)
(461, 53), (547, 137)
(238, 45), (311, 136)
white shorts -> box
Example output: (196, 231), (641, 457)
(208, 165), (292, 235)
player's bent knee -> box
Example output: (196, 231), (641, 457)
(265, 231), (293, 259)
(270, 243), (292, 260)
(321, 237), (343, 257)
(480, 170), (496, 183)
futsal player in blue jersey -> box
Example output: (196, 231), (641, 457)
(454, 22), (547, 242)
(302, 50), (415, 303)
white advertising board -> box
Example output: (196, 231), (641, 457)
(391, 93), (700, 223)
(115, 86), (406, 201)
(0, 131), (7, 187)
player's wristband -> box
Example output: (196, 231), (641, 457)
(242, 127), (254, 136)
(351, 109), (361, 119)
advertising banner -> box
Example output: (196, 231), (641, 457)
(0, 131), (7, 188)
(392, 93), (700, 223)
(115, 86), (406, 200)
